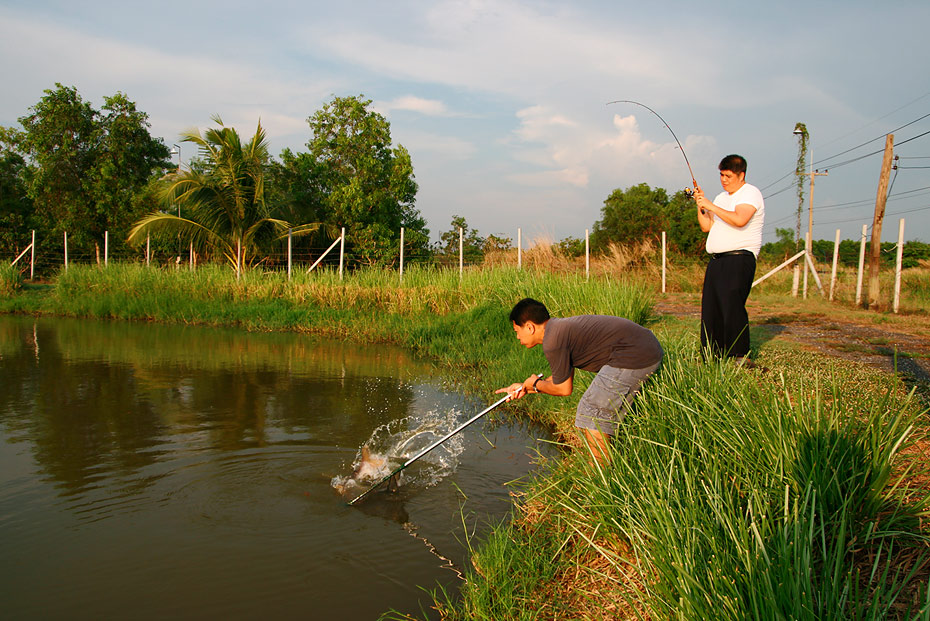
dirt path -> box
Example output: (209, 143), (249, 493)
(656, 297), (930, 389)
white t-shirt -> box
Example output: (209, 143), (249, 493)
(705, 182), (765, 256)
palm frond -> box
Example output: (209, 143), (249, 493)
(127, 213), (228, 251)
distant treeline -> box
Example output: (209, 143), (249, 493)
(759, 227), (930, 269)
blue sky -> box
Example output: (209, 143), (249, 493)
(1, 0), (928, 246)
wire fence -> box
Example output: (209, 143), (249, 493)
(7, 222), (927, 313)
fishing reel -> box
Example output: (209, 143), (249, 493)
(683, 187), (694, 198)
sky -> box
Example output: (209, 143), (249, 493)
(1, 0), (929, 246)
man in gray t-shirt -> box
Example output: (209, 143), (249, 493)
(496, 298), (663, 465)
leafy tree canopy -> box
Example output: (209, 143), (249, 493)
(436, 215), (484, 264)
(17, 84), (170, 257)
(0, 126), (32, 253)
(130, 117), (319, 270)
(304, 95), (427, 265)
(591, 183), (703, 255)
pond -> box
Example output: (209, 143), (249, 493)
(0, 315), (553, 619)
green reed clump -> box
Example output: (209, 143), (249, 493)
(45, 263), (655, 330)
(560, 344), (928, 619)
(442, 329), (929, 620)
(0, 264), (24, 296)
(902, 268), (930, 312)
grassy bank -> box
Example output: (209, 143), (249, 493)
(3, 263), (929, 619)
(439, 338), (929, 619)
(0, 263), (652, 436)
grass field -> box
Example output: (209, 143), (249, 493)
(2, 260), (929, 619)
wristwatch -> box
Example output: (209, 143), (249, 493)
(532, 375), (543, 393)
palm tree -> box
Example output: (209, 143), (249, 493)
(129, 116), (319, 275)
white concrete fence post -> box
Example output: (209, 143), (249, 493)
(829, 229), (840, 301)
(338, 227), (345, 280)
(399, 227), (405, 282)
(894, 218), (905, 313)
(585, 229), (590, 281)
(855, 224), (867, 306)
(661, 231), (667, 294)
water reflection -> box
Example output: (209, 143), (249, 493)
(0, 316), (436, 497)
(0, 316), (550, 620)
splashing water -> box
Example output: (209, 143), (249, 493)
(331, 408), (468, 493)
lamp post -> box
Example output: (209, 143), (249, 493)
(792, 124), (808, 297)
(169, 144), (181, 218)
(792, 125), (828, 297)
(802, 155), (828, 298)
(169, 144), (182, 260)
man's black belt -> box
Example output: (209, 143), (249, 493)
(711, 249), (754, 259)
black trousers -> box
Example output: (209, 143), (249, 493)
(701, 252), (756, 358)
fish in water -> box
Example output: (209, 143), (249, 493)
(334, 446), (399, 495)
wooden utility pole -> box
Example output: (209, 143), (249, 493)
(867, 134), (894, 308)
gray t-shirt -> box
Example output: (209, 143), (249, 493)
(542, 316), (663, 384)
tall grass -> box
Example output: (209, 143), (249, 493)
(40, 263), (654, 435)
(5, 259), (929, 619)
(449, 336), (930, 620)
(0, 264), (23, 296)
(48, 262), (654, 327)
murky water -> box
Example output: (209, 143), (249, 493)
(0, 316), (553, 619)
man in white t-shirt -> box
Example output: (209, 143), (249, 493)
(692, 154), (764, 365)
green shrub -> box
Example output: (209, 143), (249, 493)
(0, 264), (23, 296)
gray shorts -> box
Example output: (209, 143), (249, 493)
(575, 362), (661, 436)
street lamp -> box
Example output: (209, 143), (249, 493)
(169, 144), (182, 218)
(792, 124), (827, 297)
(169, 144), (182, 260)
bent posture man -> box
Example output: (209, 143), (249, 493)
(693, 154), (765, 363)
(496, 298), (663, 464)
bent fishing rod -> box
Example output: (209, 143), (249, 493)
(606, 99), (698, 191)
(347, 393), (512, 505)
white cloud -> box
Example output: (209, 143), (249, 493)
(504, 104), (717, 195)
(0, 7), (335, 149)
(374, 96), (457, 117)
(397, 129), (478, 160)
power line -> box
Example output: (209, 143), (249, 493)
(757, 110), (930, 190)
(814, 112), (930, 167)
(765, 185), (930, 225)
(817, 90), (930, 150)
(815, 203), (930, 226)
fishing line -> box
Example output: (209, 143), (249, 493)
(607, 99), (698, 189)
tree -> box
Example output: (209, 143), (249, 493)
(591, 183), (669, 252)
(664, 189), (705, 255)
(305, 95), (427, 265)
(18, 84), (170, 262)
(87, 93), (171, 257)
(0, 126), (32, 254)
(485, 233), (513, 254)
(268, 147), (327, 226)
(129, 117), (318, 270)
(19, 84), (97, 250)
(590, 184), (704, 256)
(759, 227), (797, 262)
(435, 215), (484, 264)
(556, 236), (584, 258)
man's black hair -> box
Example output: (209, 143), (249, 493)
(509, 298), (550, 326)
(719, 154), (747, 176)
